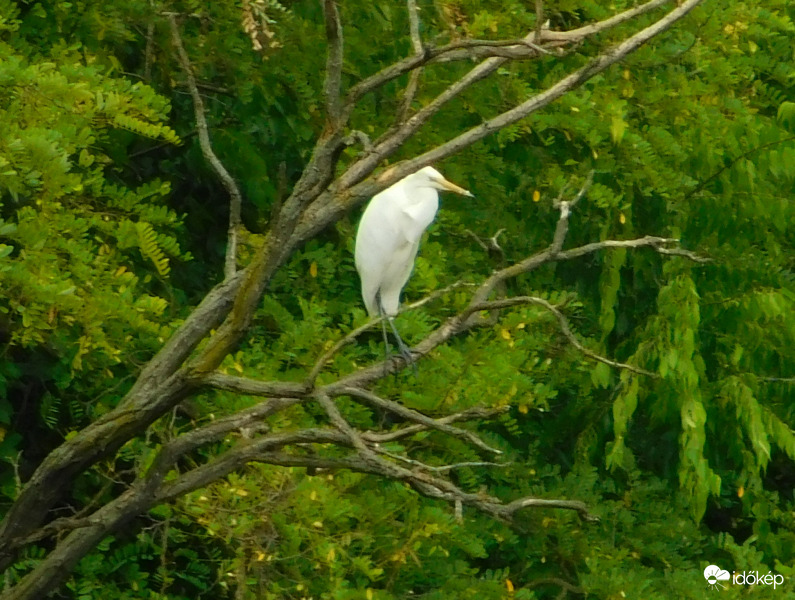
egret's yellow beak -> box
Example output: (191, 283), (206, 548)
(439, 177), (474, 197)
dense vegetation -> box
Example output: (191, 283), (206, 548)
(1, 0), (794, 598)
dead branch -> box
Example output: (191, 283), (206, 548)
(295, 0), (706, 248)
(375, 449), (507, 474)
(322, 0), (344, 128)
(231, 451), (599, 523)
(395, 0), (424, 124)
(340, 386), (503, 455)
(0, 2), (706, 594)
(471, 296), (657, 377)
(396, 0), (705, 178)
(344, 0), (672, 110)
(542, 0), (670, 42)
(362, 406), (509, 443)
(314, 391), (376, 458)
(167, 15), (243, 280)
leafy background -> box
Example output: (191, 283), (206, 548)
(1, 0), (794, 598)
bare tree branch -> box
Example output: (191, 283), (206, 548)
(375, 449), (507, 473)
(654, 245), (713, 263)
(362, 406), (509, 443)
(295, 0), (706, 247)
(393, 0), (704, 178)
(541, 0), (670, 42)
(231, 451), (599, 523)
(338, 27), (550, 192)
(471, 296), (657, 377)
(322, 0), (344, 128)
(167, 14), (243, 280)
(314, 391), (376, 458)
(341, 387), (502, 455)
(0, 2), (707, 593)
(535, 0), (544, 43)
(396, 0), (424, 124)
(202, 372), (309, 397)
(344, 0), (672, 110)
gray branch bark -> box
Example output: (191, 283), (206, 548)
(168, 15), (243, 279)
(0, 1), (707, 596)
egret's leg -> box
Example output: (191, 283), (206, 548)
(377, 307), (392, 376)
(387, 316), (417, 372)
(376, 292), (416, 375)
(375, 291), (392, 374)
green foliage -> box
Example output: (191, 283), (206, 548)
(3, 0), (795, 599)
(0, 36), (187, 502)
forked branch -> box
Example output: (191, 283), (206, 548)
(167, 15), (243, 279)
(296, 0), (706, 245)
(0, 3), (707, 596)
(396, 0), (425, 123)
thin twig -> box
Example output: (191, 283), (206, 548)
(144, 10), (155, 81)
(322, 0), (344, 128)
(167, 15), (243, 279)
(341, 386), (503, 455)
(304, 281), (475, 387)
(396, 0), (424, 123)
(551, 171), (594, 254)
(338, 0), (705, 196)
(761, 376), (795, 383)
(471, 296), (657, 377)
(362, 406), (509, 443)
(376, 449), (507, 473)
(535, 0), (544, 43)
(654, 245), (712, 263)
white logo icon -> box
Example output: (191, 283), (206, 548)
(704, 565), (731, 590)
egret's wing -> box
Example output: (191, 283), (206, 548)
(355, 191), (410, 315)
(354, 183), (439, 316)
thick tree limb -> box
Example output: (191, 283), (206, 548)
(167, 15), (243, 280)
(203, 372), (310, 397)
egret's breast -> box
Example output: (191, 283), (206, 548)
(400, 189), (439, 245)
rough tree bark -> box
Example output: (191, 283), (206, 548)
(0, 1), (708, 597)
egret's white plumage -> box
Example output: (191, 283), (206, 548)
(355, 166), (473, 318)
(354, 166), (472, 369)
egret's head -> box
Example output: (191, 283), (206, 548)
(416, 166), (474, 197)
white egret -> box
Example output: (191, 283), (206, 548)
(355, 166), (473, 367)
